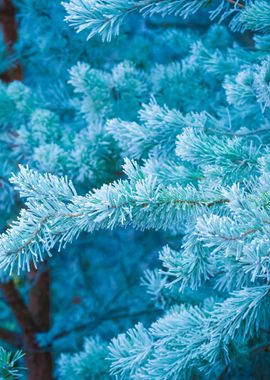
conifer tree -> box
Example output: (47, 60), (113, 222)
(2, 0), (270, 379)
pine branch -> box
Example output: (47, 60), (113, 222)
(1, 195), (228, 271)
(64, 0), (209, 41)
(0, 348), (25, 379)
(0, 165), (234, 272)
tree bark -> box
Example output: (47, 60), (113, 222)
(0, 280), (38, 350)
(24, 351), (54, 380)
(0, 0), (18, 44)
(0, 0), (22, 81)
(1, 278), (54, 380)
(26, 265), (53, 380)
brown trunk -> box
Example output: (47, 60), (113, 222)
(0, 280), (38, 349)
(28, 267), (51, 330)
(0, 0), (22, 81)
(25, 350), (54, 380)
(26, 264), (54, 380)
(1, 276), (54, 380)
(1, 0), (17, 44)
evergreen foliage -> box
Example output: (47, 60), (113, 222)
(0, 348), (24, 379)
(2, 0), (270, 379)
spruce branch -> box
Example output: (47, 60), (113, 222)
(63, 0), (210, 41)
(0, 165), (231, 272)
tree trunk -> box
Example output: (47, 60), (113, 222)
(1, 275), (54, 380)
(25, 350), (54, 380)
(0, 0), (22, 81)
(26, 265), (54, 380)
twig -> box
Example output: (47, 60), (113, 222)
(226, 0), (245, 9)
(0, 327), (22, 348)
